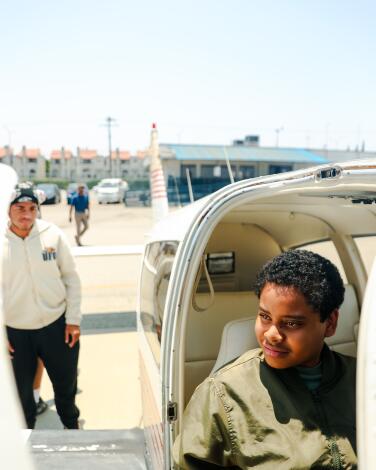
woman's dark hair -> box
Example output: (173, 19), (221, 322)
(254, 250), (345, 321)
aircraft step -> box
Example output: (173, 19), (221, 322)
(30, 429), (146, 470)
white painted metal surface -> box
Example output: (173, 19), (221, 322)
(0, 164), (35, 469)
(357, 258), (376, 469)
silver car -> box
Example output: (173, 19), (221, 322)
(95, 178), (128, 204)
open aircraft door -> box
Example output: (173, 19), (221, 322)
(357, 258), (376, 469)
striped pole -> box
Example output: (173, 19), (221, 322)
(149, 123), (169, 222)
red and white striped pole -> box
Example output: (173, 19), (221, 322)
(149, 123), (168, 221)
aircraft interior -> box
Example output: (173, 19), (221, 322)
(182, 189), (375, 407)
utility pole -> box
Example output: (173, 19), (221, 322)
(105, 117), (116, 177)
(275, 126), (284, 148)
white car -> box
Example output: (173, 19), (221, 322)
(95, 178), (128, 204)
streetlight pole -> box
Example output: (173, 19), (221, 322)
(105, 117), (116, 177)
(275, 126), (284, 148)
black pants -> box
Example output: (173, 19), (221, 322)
(6, 314), (80, 429)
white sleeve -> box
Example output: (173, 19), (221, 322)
(57, 229), (82, 325)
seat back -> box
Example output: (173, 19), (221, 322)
(325, 284), (359, 356)
(211, 284), (359, 374)
(211, 316), (258, 373)
(184, 291), (259, 404)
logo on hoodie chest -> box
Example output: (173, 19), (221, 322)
(42, 247), (57, 261)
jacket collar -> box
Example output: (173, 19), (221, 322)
(7, 219), (51, 240)
(263, 344), (343, 394)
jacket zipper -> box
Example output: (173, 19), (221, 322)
(328, 439), (342, 470)
(311, 390), (342, 470)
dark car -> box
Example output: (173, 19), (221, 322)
(123, 190), (151, 207)
(66, 183), (89, 205)
(36, 183), (61, 204)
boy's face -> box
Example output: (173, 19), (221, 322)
(9, 201), (38, 235)
(255, 282), (338, 369)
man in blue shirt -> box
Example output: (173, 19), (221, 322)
(69, 184), (90, 246)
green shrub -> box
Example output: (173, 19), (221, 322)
(86, 179), (101, 189)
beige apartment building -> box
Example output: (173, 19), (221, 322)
(0, 145), (148, 182)
(111, 150), (147, 179)
(50, 148), (74, 179)
(48, 147), (148, 181)
(2, 138), (372, 187)
(0, 146), (46, 179)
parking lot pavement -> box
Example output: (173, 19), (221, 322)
(40, 191), (154, 246)
(30, 429), (146, 470)
(36, 196), (154, 430)
(36, 330), (141, 430)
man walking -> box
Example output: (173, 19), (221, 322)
(69, 184), (89, 246)
(3, 183), (81, 429)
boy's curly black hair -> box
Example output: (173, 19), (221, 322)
(254, 250), (345, 322)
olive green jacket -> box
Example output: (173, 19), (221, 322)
(174, 345), (356, 469)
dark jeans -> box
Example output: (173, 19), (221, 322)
(6, 314), (80, 429)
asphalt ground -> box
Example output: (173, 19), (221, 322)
(35, 192), (154, 430)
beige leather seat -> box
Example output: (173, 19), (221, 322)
(325, 284), (359, 356)
(184, 291), (259, 405)
(211, 284), (359, 373)
(211, 316), (258, 373)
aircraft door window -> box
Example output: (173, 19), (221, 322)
(140, 241), (178, 367)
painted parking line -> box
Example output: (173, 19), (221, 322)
(72, 245), (144, 257)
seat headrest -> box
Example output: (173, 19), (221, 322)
(212, 317), (258, 373)
(325, 284), (359, 347)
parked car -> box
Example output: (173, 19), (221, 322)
(123, 190), (151, 207)
(95, 178), (128, 204)
(66, 183), (89, 205)
(36, 183), (61, 204)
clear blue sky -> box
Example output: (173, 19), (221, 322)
(1, 0), (375, 155)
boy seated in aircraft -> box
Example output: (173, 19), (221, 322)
(174, 250), (357, 469)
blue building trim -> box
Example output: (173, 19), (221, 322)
(161, 144), (328, 164)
